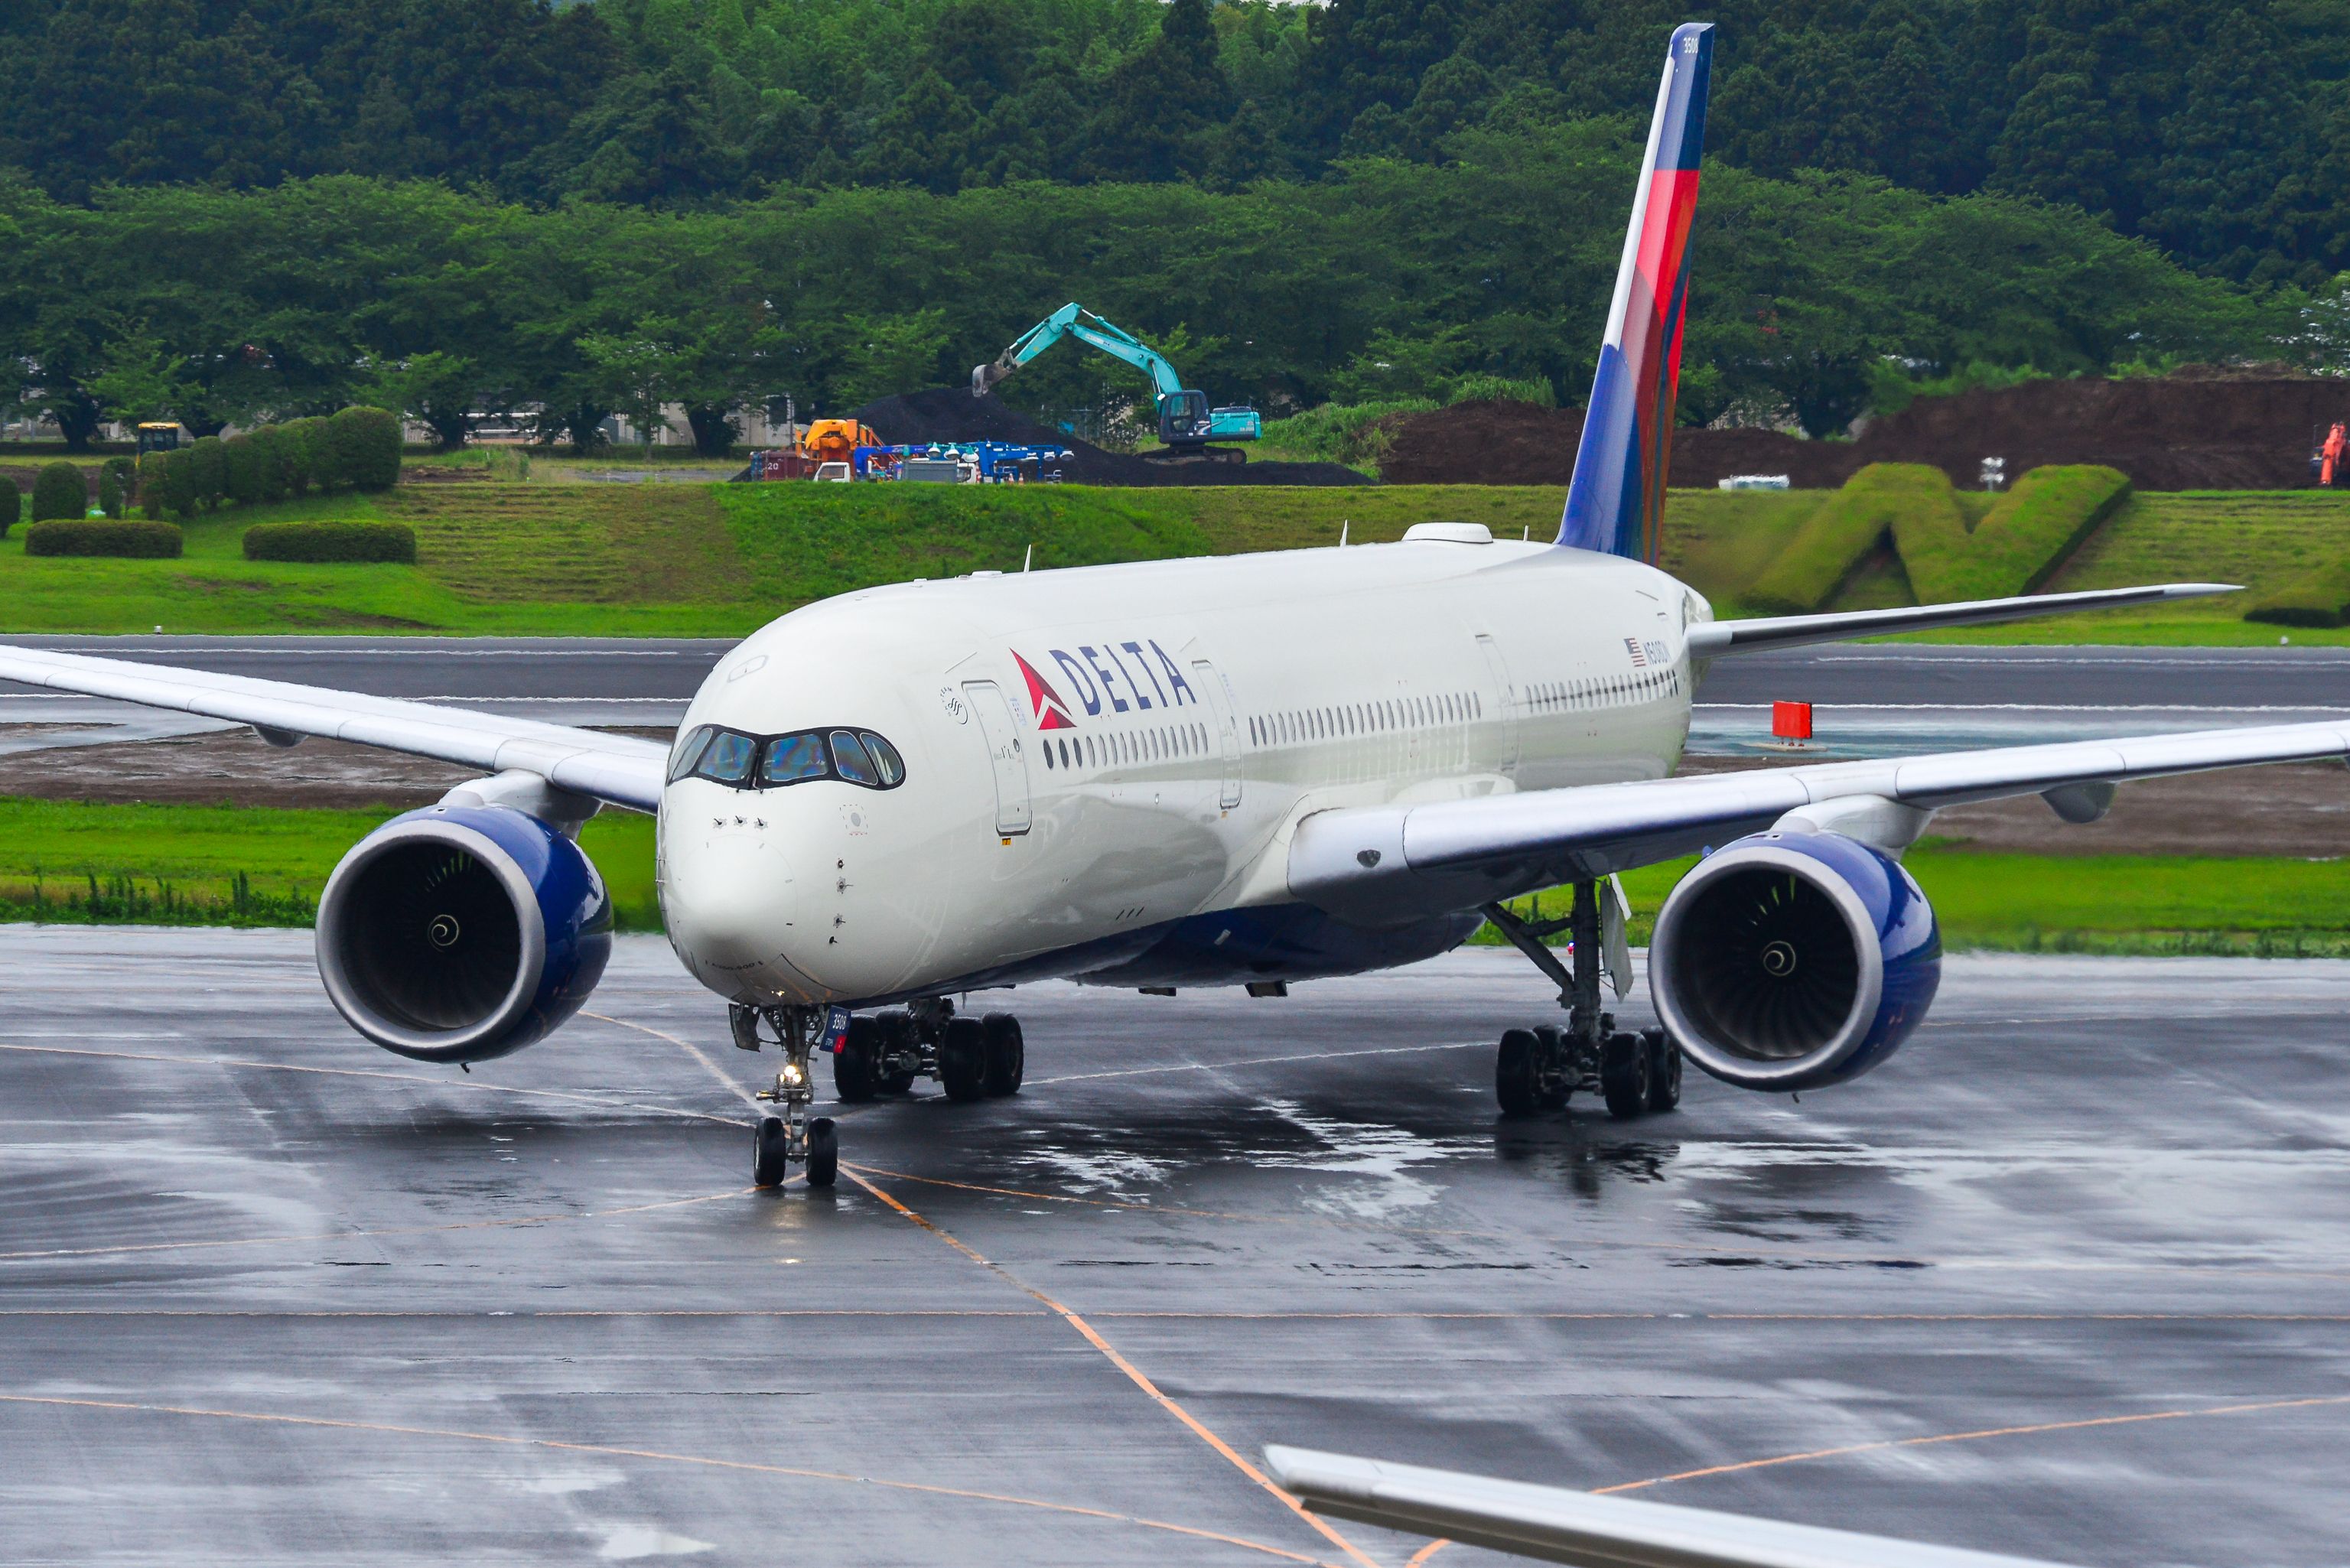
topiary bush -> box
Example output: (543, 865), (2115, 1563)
(0, 485), (20, 537)
(276, 417), (320, 496)
(246, 425), (289, 503)
(1746, 463), (1944, 613)
(185, 435), (228, 510)
(31, 460), (86, 522)
(242, 519), (417, 564)
(98, 456), (137, 519)
(24, 519), (183, 558)
(316, 405), (402, 493)
(148, 448), (197, 520)
(2245, 558), (2350, 627)
(223, 433), (267, 507)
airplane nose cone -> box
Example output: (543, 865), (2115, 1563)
(662, 831), (808, 995)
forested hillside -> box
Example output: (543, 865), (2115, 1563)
(0, 0), (2334, 449)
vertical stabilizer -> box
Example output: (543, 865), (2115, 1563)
(1557, 22), (1714, 561)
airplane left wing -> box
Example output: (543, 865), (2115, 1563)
(1264, 1446), (2067, 1568)
(1687, 582), (2237, 656)
(1289, 718), (2350, 923)
(0, 644), (668, 812)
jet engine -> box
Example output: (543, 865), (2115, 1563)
(1647, 828), (1940, 1091)
(314, 804), (614, 1064)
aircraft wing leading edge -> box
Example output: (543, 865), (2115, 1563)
(1263, 1446), (2069, 1568)
(1688, 582), (2238, 656)
(0, 644), (666, 812)
(1290, 718), (2350, 922)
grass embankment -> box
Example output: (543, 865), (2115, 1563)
(5, 471), (2350, 642)
(2, 795), (2343, 954)
(0, 799), (660, 931)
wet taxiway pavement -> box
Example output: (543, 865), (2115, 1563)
(3, 929), (2345, 1566)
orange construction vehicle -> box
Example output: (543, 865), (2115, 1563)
(2323, 422), (2348, 487)
(799, 419), (882, 467)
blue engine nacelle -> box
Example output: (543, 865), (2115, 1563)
(314, 805), (614, 1064)
(1647, 828), (1941, 1091)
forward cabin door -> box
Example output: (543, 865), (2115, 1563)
(962, 679), (1032, 836)
(1476, 634), (1520, 775)
(1192, 659), (1242, 809)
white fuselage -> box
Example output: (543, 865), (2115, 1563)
(656, 532), (1705, 1006)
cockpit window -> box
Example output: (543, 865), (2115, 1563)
(668, 725), (714, 784)
(670, 724), (907, 792)
(861, 732), (905, 786)
(695, 730), (758, 785)
(762, 733), (831, 786)
(829, 730), (880, 786)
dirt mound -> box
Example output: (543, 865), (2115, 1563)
(1376, 401), (1860, 488)
(852, 387), (1369, 487)
(1382, 377), (2350, 491)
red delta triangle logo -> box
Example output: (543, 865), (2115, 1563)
(1011, 651), (1079, 730)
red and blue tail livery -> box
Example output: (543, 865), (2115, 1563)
(1557, 21), (1713, 564)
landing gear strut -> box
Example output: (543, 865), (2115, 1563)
(1483, 880), (1681, 1122)
(736, 1003), (839, 1189)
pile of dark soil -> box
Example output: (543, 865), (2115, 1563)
(853, 387), (1369, 487)
(1383, 377), (2350, 490)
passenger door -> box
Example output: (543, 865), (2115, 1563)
(1192, 659), (1242, 809)
(962, 680), (1032, 837)
(1476, 633), (1520, 775)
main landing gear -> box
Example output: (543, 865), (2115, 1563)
(832, 997), (1025, 1105)
(1482, 879), (1681, 1123)
(733, 997), (1027, 1190)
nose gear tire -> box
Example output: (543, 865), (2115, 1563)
(806, 1117), (838, 1188)
(752, 1115), (790, 1187)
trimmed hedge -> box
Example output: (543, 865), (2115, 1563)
(1746, 463), (1943, 613)
(31, 460), (86, 522)
(98, 456), (136, 519)
(24, 519), (184, 558)
(2245, 559), (2350, 627)
(1907, 464), (2131, 602)
(138, 407), (399, 520)
(0, 486), (18, 538)
(320, 405), (402, 491)
(242, 519), (417, 564)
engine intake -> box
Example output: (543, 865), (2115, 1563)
(316, 805), (613, 1063)
(1649, 829), (1940, 1091)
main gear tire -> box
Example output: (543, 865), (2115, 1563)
(981, 1013), (1025, 1096)
(939, 1017), (989, 1102)
(1496, 1029), (1543, 1117)
(833, 1015), (880, 1102)
(1600, 1033), (1652, 1121)
(1644, 1028), (1681, 1113)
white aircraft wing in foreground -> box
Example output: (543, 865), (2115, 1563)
(1265, 1446), (2068, 1568)
(0, 643), (665, 812)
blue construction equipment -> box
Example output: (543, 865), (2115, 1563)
(973, 304), (1260, 460)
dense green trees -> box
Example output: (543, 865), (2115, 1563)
(0, 124), (2287, 447)
(5, 0), (2350, 285)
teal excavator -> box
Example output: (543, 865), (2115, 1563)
(973, 303), (1261, 460)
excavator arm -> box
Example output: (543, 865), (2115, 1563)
(972, 303), (1184, 399)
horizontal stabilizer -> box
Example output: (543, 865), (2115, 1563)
(1690, 583), (2238, 656)
(1265, 1446), (2068, 1568)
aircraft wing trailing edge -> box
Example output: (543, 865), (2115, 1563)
(1263, 1446), (2069, 1568)
(1689, 582), (2239, 656)
(1291, 717), (2350, 923)
(0, 644), (666, 812)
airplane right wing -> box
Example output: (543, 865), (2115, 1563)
(1287, 718), (2350, 926)
(1687, 583), (2238, 656)
(1264, 1446), (2067, 1568)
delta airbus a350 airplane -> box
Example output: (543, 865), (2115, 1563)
(0, 23), (2315, 1190)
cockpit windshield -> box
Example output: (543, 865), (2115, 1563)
(669, 724), (907, 792)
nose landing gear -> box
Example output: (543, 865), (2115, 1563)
(735, 1003), (840, 1189)
(1483, 880), (1681, 1122)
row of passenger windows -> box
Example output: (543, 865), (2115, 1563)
(1040, 721), (1210, 772)
(1250, 691), (1481, 750)
(669, 724), (907, 791)
(1528, 666), (1682, 711)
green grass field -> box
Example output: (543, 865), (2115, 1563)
(0, 795), (2341, 955)
(0, 798), (660, 930)
(5, 474), (2350, 642)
